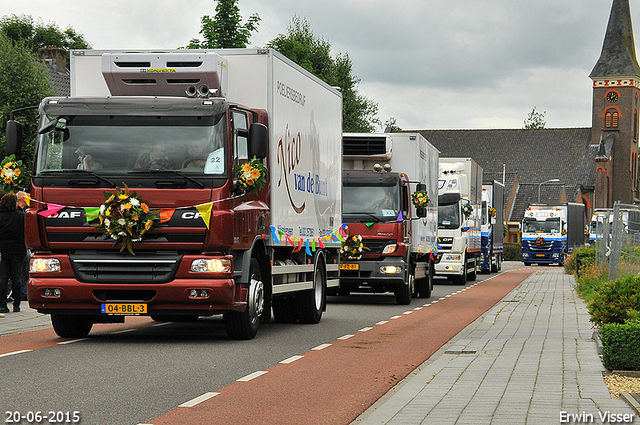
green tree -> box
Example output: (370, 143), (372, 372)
(0, 31), (53, 168)
(268, 16), (379, 132)
(0, 14), (91, 68)
(187, 0), (260, 48)
(383, 117), (402, 132)
(524, 106), (546, 129)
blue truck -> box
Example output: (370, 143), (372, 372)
(521, 203), (585, 266)
(480, 181), (504, 273)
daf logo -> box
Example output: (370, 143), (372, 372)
(377, 232), (394, 236)
(181, 212), (202, 220)
(52, 211), (83, 219)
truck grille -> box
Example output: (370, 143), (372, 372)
(69, 253), (181, 283)
(524, 240), (554, 252)
(362, 239), (396, 254)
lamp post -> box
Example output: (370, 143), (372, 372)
(538, 179), (560, 203)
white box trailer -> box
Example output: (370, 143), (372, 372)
(71, 49), (343, 243)
(19, 48), (342, 340)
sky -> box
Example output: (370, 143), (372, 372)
(1, 0), (636, 130)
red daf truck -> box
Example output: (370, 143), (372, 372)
(6, 49), (342, 339)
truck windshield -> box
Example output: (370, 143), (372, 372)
(342, 184), (401, 221)
(438, 203), (460, 229)
(34, 114), (227, 175)
(522, 217), (561, 234)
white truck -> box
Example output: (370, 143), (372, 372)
(340, 132), (439, 304)
(7, 48), (343, 339)
(436, 158), (483, 283)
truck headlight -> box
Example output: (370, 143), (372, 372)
(522, 253), (529, 258)
(380, 265), (401, 274)
(30, 258), (61, 273)
(191, 259), (231, 273)
(382, 244), (398, 254)
(552, 253), (559, 258)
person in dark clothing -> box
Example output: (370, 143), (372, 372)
(0, 193), (26, 313)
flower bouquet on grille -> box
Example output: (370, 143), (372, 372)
(90, 184), (161, 255)
(341, 233), (370, 260)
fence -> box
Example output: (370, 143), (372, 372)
(595, 202), (640, 280)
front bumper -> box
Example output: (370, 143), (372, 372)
(434, 252), (465, 276)
(339, 257), (406, 289)
(28, 277), (240, 315)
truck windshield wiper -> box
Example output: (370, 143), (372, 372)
(128, 169), (205, 188)
(39, 169), (116, 187)
(343, 211), (384, 222)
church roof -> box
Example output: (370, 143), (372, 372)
(405, 128), (597, 222)
(590, 0), (640, 79)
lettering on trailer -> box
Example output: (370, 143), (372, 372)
(277, 81), (306, 106)
(277, 124), (305, 214)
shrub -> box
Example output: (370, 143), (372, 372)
(574, 268), (607, 303)
(503, 242), (521, 261)
(588, 274), (640, 326)
(599, 323), (640, 371)
(564, 245), (595, 276)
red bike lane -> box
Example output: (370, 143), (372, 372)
(148, 268), (537, 425)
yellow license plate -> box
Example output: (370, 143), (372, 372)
(101, 303), (147, 315)
(535, 254), (546, 257)
(340, 263), (359, 270)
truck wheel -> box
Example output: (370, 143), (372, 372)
(395, 274), (413, 305)
(415, 264), (433, 299)
(497, 255), (502, 271)
(296, 257), (326, 324)
(51, 314), (93, 338)
(224, 258), (263, 339)
(272, 297), (298, 323)
(468, 257), (477, 281)
(453, 256), (467, 285)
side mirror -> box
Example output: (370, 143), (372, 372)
(248, 123), (268, 159)
(5, 120), (23, 157)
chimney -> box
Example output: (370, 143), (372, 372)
(37, 47), (67, 73)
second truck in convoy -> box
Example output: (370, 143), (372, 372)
(339, 132), (439, 304)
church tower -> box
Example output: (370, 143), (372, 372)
(590, 0), (640, 207)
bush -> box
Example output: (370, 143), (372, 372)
(564, 245), (595, 276)
(599, 323), (640, 370)
(503, 242), (521, 261)
(588, 274), (640, 326)
(574, 269), (607, 303)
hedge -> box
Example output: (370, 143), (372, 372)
(599, 323), (640, 371)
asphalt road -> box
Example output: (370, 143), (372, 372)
(1, 261), (529, 425)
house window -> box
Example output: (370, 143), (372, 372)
(605, 109), (619, 128)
